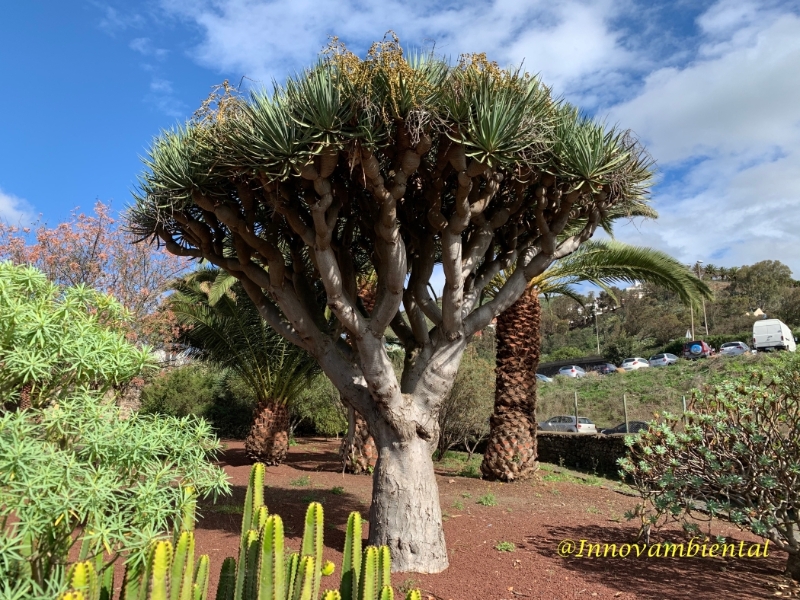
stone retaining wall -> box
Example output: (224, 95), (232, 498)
(537, 432), (635, 475)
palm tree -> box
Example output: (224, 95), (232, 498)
(169, 267), (317, 465)
(480, 240), (713, 481)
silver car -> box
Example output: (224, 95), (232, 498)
(538, 416), (597, 434)
(649, 353), (678, 367)
(719, 341), (750, 356)
(620, 357), (650, 371)
(557, 365), (587, 378)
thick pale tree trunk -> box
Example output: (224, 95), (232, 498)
(339, 405), (378, 474)
(245, 400), (290, 465)
(368, 425), (448, 573)
(481, 289), (541, 481)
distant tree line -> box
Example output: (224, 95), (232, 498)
(539, 259), (800, 362)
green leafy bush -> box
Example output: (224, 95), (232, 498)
(0, 394), (230, 597)
(290, 374), (347, 438)
(140, 364), (255, 439)
(542, 346), (586, 362)
(436, 346), (494, 459)
(0, 263), (231, 598)
(140, 363), (227, 417)
(0, 262), (152, 408)
(620, 354), (800, 579)
(141, 365), (348, 439)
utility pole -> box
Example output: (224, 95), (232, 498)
(593, 301), (600, 354)
(696, 261), (708, 336)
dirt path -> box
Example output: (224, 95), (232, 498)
(193, 438), (795, 600)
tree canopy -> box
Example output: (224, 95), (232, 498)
(129, 40), (653, 401)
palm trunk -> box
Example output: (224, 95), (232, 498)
(19, 383), (32, 410)
(339, 405), (378, 474)
(244, 400), (290, 465)
(481, 289), (541, 481)
(368, 422), (448, 573)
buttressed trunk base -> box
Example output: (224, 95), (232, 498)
(340, 406), (378, 475)
(368, 429), (448, 573)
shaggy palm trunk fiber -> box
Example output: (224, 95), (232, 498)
(481, 289), (541, 482)
(339, 405), (378, 474)
(19, 383), (32, 410)
(245, 400), (289, 465)
(368, 421), (448, 573)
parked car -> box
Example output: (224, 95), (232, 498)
(620, 357), (650, 371)
(600, 421), (650, 435)
(536, 373), (553, 383)
(538, 416), (597, 434)
(682, 340), (714, 360)
(649, 353), (679, 367)
(592, 363), (619, 375)
(752, 319), (797, 352)
(557, 365), (587, 378)
(719, 341), (751, 356)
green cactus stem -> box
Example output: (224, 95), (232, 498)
(236, 464), (266, 600)
(357, 547), (378, 600)
(300, 503), (324, 600)
(145, 541), (173, 600)
(285, 553), (300, 600)
(256, 514), (286, 600)
(66, 560), (98, 600)
(171, 531), (195, 600)
(292, 556), (316, 600)
(378, 587), (393, 600)
(243, 530), (261, 600)
(215, 557), (237, 600)
(193, 555), (210, 600)
(339, 513), (362, 600)
(376, 547), (390, 593)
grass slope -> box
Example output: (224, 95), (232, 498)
(537, 352), (794, 428)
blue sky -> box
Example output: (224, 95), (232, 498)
(2, 0), (800, 280)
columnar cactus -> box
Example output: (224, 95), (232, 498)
(339, 513), (361, 600)
(61, 464), (422, 600)
(235, 464), (266, 600)
(65, 561), (100, 600)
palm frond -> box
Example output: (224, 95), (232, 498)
(170, 268), (318, 404)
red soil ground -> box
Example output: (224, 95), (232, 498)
(191, 438), (798, 600)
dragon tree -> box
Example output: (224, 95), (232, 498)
(128, 38), (654, 573)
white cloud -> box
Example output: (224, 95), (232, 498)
(153, 0), (800, 275)
(157, 0), (633, 98)
(145, 77), (187, 118)
(0, 189), (35, 226)
(130, 37), (169, 60)
(606, 3), (800, 275)
(96, 4), (145, 35)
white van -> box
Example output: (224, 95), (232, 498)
(752, 319), (797, 352)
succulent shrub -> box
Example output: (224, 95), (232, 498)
(0, 262), (152, 409)
(620, 353), (800, 579)
(0, 263), (230, 598)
